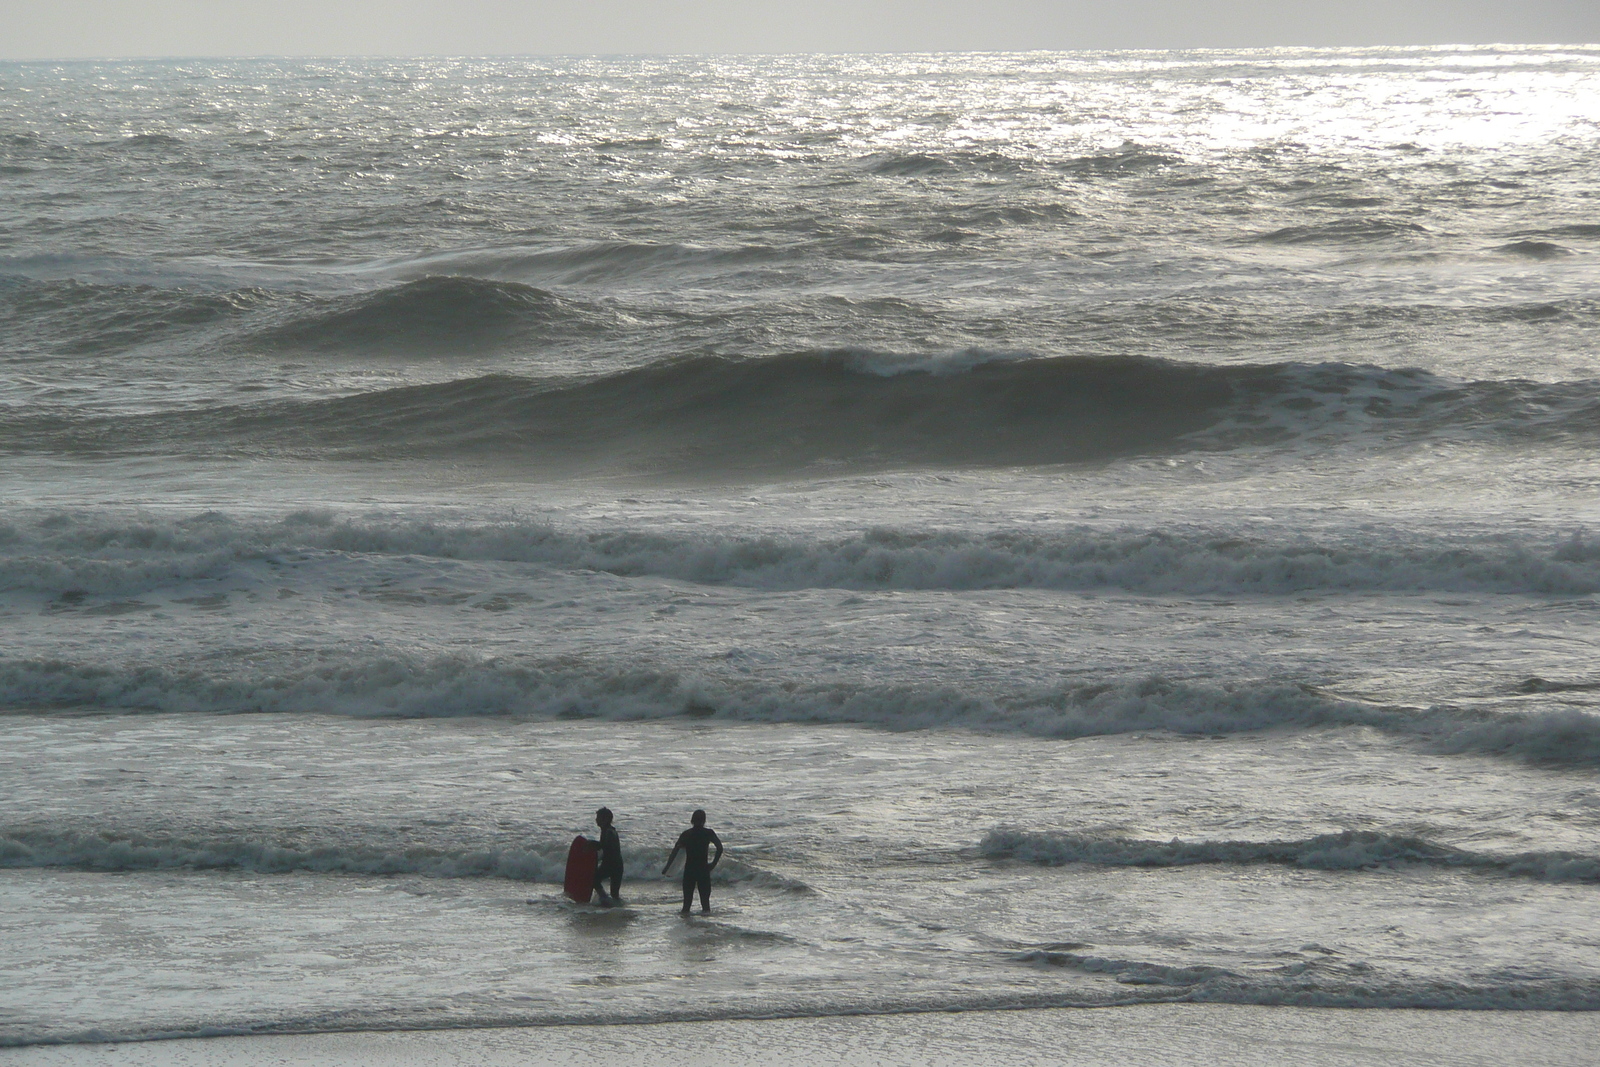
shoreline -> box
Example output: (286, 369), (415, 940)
(6, 1004), (1599, 1066)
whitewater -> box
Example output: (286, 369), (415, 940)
(3, 46), (1600, 1052)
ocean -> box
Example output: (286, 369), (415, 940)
(2, 45), (1599, 1048)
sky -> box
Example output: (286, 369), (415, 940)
(2, 0), (1598, 59)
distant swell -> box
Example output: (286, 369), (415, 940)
(862, 143), (1173, 179)
(0, 277), (278, 356)
(254, 275), (618, 353)
(0, 273), (625, 360)
(383, 239), (784, 284)
(3, 656), (1597, 766)
(981, 829), (1600, 883)
(1250, 217), (1430, 244)
(4, 352), (1598, 473)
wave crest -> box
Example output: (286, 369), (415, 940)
(0, 827), (795, 887)
(1250, 218), (1431, 244)
(6, 352), (1599, 471)
(6, 510), (1600, 598)
(4, 655), (1597, 766)
(255, 275), (613, 353)
(981, 829), (1600, 882)
(162, 351), (1242, 471)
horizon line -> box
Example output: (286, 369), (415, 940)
(3, 42), (1598, 64)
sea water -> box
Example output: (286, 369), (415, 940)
(2, 46), (1600, 1045)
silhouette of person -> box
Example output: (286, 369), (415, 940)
(591, 807), (623, 906)
(663, 808), (723, 915)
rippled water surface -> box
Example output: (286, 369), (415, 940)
(2, 46), (1599, 1046)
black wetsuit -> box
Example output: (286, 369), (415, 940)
(672, 825), (722, 912)
(596, 824), (623, 903)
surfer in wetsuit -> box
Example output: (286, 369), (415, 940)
(663, 808), (723, 915)
(592, 807), (623, 906)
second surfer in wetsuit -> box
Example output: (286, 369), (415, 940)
(592, 807), (623, 906)
(663, 808), (723, 915)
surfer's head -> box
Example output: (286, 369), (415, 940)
(596, 807), (613, 826)
(692, 809), (706, 826)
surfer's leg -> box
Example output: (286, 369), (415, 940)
(607, 872), (623, 904)
(696, 871), (711, 913)
(681, 871), (694, 914)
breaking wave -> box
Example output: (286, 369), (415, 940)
(981, 829), (1600, 883)
(6, 509), (1600, 598)
(3, 656), (1598, 766)
(0, 827), (796, 888)
(0, 828), (562, 881)
(5, 351), (1600, 472)
(0, 352), (1238, 471)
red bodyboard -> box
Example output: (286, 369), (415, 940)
(563, 836), (599, 902)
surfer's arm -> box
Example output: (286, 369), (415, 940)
(708, 830), (723, 870)
(662, 832), (685, 874)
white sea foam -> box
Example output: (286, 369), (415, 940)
(5, 510), (1600, 597)
(0, 829), (796, 888)
(5, 654), (1597, 765)
(0, 830), (564, 882)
